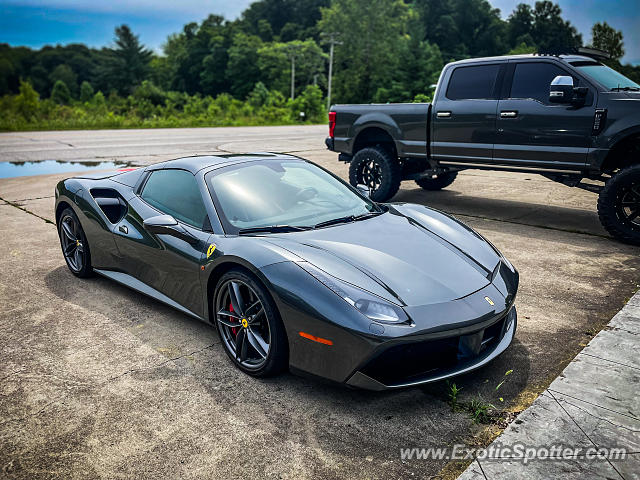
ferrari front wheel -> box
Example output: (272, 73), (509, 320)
(58, 207), (93, 278)
(214, 269), (288, 377)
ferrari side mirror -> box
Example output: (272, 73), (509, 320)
(143, 214), (197, 244)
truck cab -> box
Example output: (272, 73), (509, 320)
(326, 50), (640, 245)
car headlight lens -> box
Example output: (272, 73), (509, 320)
(297, 262), (409, 324)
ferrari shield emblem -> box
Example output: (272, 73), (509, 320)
(206, 243), (217, 258)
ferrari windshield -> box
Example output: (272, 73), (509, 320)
(206, 159), (379, 233)
(571, 61), (640, 90)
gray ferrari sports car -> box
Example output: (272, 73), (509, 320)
(55, 153), (518, 390)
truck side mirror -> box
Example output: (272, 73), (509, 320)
(549, 75), (574, 104)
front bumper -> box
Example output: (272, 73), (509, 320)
(345, 306), (517, 391)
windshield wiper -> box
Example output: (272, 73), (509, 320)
(354, 211), (383, 221)
(313, 211), (383, 229)
(238, 225), (310, 235)
(611, 86), (640, 91)
(313, 215), (355, 229)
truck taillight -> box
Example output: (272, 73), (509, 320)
(328, 111), (336, 138)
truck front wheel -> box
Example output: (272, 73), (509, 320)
(415, 171), (458, 191)
(597, 164), (640, 245)
(349, 147), (401, 202)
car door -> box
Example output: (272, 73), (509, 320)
(431, 63), (503, 165)
(113, 168), (213, 317)
(494, 60), (596, 169)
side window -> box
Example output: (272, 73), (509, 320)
(446, 65), (500, 100)
(509, 62), (571, 104)
(141, 169), (209, 229)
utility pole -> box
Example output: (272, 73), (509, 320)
(322, 32), (342, 110)
(284, 44), (302, 101)
(290, 54), (296, 100)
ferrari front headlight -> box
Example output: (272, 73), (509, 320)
(297, 262), (409, 324)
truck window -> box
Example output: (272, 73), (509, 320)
(509, 62), (571, 104)
(446, 65), (500, 100)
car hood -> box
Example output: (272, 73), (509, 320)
(265, 204), (502, 306)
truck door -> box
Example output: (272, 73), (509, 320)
(431, 63), (502, 165)
(494, 60), (595, 169)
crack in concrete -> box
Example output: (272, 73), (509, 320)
(547, 390), (626, 480)
(453, 212), (610, 239)
(579, 352), (640, 371)
(0, 342), (220, 427)
(10, 195), (55, 202)
(0, 196), (54, 224)
(548, 388), (640, 422)
(554, 395), (640, 434)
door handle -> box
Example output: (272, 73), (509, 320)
(500, 110), (518, 118)
(118, 225), (128, 234)
(436, 111), (451, 118)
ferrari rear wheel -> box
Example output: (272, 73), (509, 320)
(214, 269), (288, 377)
(58, 207), (93, 278)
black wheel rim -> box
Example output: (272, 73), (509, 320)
(618, 183), (640, 229)
(216, 279), (271, 370)
(357, 157), (383, 192)
(60, 214), (85, 272)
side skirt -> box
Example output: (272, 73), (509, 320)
(93, 269), (205, 322)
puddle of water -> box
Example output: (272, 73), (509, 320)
(0, 160), (131, 179)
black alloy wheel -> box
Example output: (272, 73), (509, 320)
(349, 146), (401, 202)
(58, 207), (92, 277)
(598, 164), (640, 245)
(214, 270), (287, 376)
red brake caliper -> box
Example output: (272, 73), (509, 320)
(229, 302), (238, 336)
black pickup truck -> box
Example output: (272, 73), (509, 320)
(325, 51), (640, 245)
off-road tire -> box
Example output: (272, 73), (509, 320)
(597, 164), (640, 245)
(349, 146), (401, 202)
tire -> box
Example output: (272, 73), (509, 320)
(597, 164), (640, 245)
(349, 146), (401, 202)
(58, 207), (93, 278)
(415, 171), (458, 191)
(213, 269), (288, 377)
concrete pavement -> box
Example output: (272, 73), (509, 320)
(1, 126), (639, 479)
(458, 291), (640, 479)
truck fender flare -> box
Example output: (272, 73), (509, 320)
(350, 113), (402, 154)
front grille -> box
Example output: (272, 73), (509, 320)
(360, 313), (508, 386)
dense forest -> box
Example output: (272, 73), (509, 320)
(1, 0), (638, 131)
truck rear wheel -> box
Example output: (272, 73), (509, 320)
(597, 164), (640, 245)
(415, 171), (458, 191)
(349, 147), (401, 202)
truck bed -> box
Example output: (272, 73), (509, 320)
(330, 103), (430, 159)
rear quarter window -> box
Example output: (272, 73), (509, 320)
(446, 64), (500, 100)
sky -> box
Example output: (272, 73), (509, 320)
(1, 0), (639, 65)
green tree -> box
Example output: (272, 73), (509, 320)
(507, 4), (536, 48)
(102, 25), (152, 95)
(590, 22), (624, 61)
(531, 1), (581, 51)
(319, 0), (409, 103)
(226, 33), (263, 99)
(412, 0), (507, 59)
(49, 64), (77, 96)
(79, 80), (94, 102)
(50, 79), (71, 104)
(15, 80), (39, 118)
(239, 0), (330, 42)
(257, 39), (326, 97)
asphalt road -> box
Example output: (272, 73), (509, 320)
(1, 126), (639, 479)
